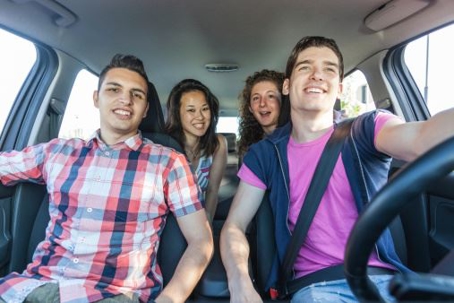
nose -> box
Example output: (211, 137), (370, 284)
(119, 92), (133, 105)
(310, 66), (324, 81)
(195, 109), (205, 120)
(259, 96), (266, 107)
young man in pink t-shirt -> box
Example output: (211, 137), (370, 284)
(220, 36), (454, 303)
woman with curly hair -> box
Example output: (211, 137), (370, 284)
(165, 79), (227, 222)
(237, 69), (288, 161)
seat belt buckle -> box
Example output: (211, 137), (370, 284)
(269, 287), (279, 300)
(270, 284), (289, 300)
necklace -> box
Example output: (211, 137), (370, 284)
(185, 148), (198, 161)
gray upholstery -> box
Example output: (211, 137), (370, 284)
(138, 82), (166, 134)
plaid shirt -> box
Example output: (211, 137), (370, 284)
(0, 131), (202, 303)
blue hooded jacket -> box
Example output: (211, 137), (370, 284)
(242, 110), (410, 291)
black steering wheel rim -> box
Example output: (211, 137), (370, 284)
(344, 136), (454, 302)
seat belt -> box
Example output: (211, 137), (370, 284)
(276, 118), (354, 298)
(48, 98), (65, 138)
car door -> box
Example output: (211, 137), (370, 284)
(384, 23), (454, 273)
(0, 29), (42, 275)
(0, 28), (75, 276)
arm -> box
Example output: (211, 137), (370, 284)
(204, 134), (228, 222)
(0, 141), (52, 185)
(220, 181), (265, 303)
(376, 108), (454, 162)
(156, 209), (214, 303)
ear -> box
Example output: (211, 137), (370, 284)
(283, 78), (290, 96)
(93, 90), (99, 108)
(143, 103), (149, 118)
(248, 105), (253, 113)
(337, 81), (343, 97)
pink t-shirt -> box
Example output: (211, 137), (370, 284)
(238, 112), (398, 278)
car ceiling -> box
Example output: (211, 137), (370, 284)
(1, 0), (454, 116)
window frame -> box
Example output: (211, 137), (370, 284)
(0, 38), (58, 151)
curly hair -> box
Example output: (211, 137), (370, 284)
(165, 79), (220, 158)
(237, 69), (287, 159)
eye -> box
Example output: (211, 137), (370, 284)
(107, 87), (119, 93)
(202, 106), (210, 111)
(132, 92), (145, 100)
(324, 65), (339, 74)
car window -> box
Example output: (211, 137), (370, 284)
(217, 117), (239, 136)
(339, 70), (375, 118)
(0, 28), (36, 135)
(405, 23), (454, 115)
(59, 69), (99, 139)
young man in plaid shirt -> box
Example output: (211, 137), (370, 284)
(0, 54), (213, 303)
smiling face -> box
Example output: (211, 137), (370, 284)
(249, 80), (282, 135)
(283, 46), (343, 116)
(180, 90), (211, 140)
(93, 67), (148, 144)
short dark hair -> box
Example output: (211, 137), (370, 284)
(97, 54), (149, 91)
(165, 79), (220, 158)
(285, 36), (344, 81)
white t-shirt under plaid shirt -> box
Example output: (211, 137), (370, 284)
(0, 130), (202, 303)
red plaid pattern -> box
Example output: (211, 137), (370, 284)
(0, 131), (202, 303)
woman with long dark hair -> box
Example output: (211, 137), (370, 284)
(166, 79), (227, 222)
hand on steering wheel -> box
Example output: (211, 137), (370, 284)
(344, 136), (454, 302)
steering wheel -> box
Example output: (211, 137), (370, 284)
(344, 136), (454, 302)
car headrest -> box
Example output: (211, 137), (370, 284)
(219, 132), (237, 153)
(139, 81), (165, 133)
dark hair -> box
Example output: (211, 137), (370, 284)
(237, 69), (288, 159)
(285, 36), (344, 81)
(165, 79), (220, 158)
(98, 54), (149, 91)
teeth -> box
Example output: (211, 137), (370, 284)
(114, 109), (131, 116)
(306, 88), (323, 93)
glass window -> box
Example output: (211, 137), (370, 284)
(405, 23), (454, 115)
(59, 69), (99, 139)
(0, 28), (36, 134)
(339, 70), (375, 118)
(217, 117), (239, 136)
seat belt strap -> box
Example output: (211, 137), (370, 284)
(277, 118), (354, 297)
(48, 98), (65, 138)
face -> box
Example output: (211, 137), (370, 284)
(93, 67), (148, 144)
(180, 90), (211, 140)
(283, 46), (342, 115)
(249, 81), (281, 135)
